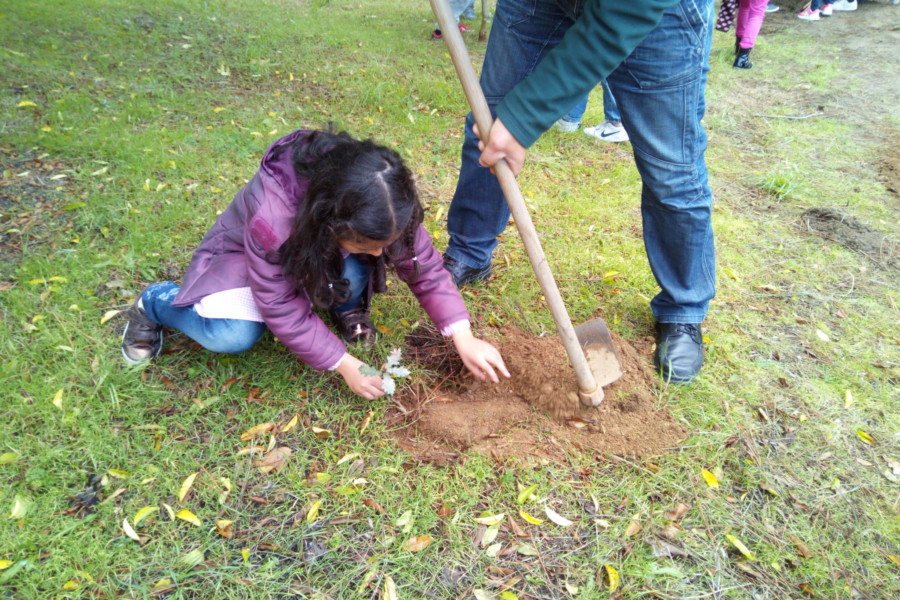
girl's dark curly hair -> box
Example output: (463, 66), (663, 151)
(280, 130), (423, 309)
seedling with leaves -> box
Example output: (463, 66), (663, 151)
(359, 348), (410, 395)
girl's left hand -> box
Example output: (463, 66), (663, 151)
(452, 329), (511, 383)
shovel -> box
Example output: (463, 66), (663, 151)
(429, 0), (623, 406)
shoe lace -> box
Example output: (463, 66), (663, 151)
(671, 323), (701, 342)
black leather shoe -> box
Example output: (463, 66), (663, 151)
(443, 254), (492, 288)
(654, 322), (704, 384)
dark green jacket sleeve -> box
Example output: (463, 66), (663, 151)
(496, 0), (679, 148)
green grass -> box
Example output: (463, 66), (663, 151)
(2, 1), (899, 599)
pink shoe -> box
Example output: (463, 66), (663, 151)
(797, 8), (820, 20)
(821, 3), (834, 16)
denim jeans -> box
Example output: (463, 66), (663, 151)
(445, 0), (716, 323)
(141, 254), (370, 353)
(562, 79), (621, 125)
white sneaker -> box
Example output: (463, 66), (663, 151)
(820, 3), (833, 16)
(831, 0), (857, 10)
(797, 8), (820, 20)
(553, 119), (580, 133)
(583, 122), (629, 143)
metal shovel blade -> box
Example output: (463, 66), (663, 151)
(574, 319), (623, 387)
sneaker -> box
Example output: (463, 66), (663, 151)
(121, 297), (163, 364)
(430, 29), (442, 40)
(821, 3), (833, 16)
(797, 8), (820, 20)
(831, 0), (856, 10)
(329, 307), (376, 347)
(765, 3), (780, 12)
(553, 118), (580, 133)
(583, 121), (629, 143)
(457, 23), (472, 33)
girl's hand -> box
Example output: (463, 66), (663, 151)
(335, 353), (384, 400)
(452, 329), (511, 383)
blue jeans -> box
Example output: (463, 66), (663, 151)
(445, 0), (716, 323)
(562, 79), (621, 125)
(141, 255), (370, 353)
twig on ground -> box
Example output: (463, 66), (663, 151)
(753, 112), (823, 120)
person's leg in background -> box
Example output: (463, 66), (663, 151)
(445, 0), (574, 284)
(734, 0), (769, 68)
(583, 79), (630, 142)
(798, 0), (825, 20)
(606, 0), (716, 382)
(554, 95), (589, 132)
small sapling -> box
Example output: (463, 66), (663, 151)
(359, 348), (410, 395)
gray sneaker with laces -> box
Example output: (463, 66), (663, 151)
(121, 298), (163, 364)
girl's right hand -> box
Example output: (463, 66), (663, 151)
(335, 353), (385, 400)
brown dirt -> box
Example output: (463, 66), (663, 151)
(799, 207), (898, 269)
(389, 326), (687, 464)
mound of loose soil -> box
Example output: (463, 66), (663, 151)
(389, 326), (687, 464)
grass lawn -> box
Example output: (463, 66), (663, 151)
(1, 1), (897, 598)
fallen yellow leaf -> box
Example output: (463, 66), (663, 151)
(307, 499), (322, 522)
(856, 430), (875, 445)
(17, 100), (37, 108)
(518, 510), (544, 525)
(280, 414), (299, 433)
(175, 509), (202, 527)
(473, 513), (505, 525)
(701, 470), (720, 488)
(100, 309), (120, 325)
(604, 564), (620, 593)
(215, 519), (234, 538)
(383, 575), (398, 600)
(9, 495), (29, 519)
(52, 389), (63, 410)
(133, 506), (159, 526)
(624, 513), (641, 537)
(62, 580), (79, 591)
(516, 484), (538, 504)
(0, 560), (12, 570)
(726, 533), (757, 561)
(336, 452), (360, 466)
(122, 518), (141, 542)
(240, 422), (275, 441)
(544, 507), (573, 527)
(311, 426), (331, 439)
(178, 472), (198, 502)
(402, 535), (433, 552)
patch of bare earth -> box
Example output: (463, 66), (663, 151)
(389, 326), (687, 464)
(799, 206), (898, 270)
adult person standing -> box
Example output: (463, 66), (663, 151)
(441, 0), (716, 384)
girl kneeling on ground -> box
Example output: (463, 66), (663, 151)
(121, 129), (510, 399)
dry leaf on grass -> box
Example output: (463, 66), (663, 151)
(256, 447), (292, 473)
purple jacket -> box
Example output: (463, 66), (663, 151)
(173, 130), (469, 370)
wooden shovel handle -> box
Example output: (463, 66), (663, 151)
(429, 0), (602, 403)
